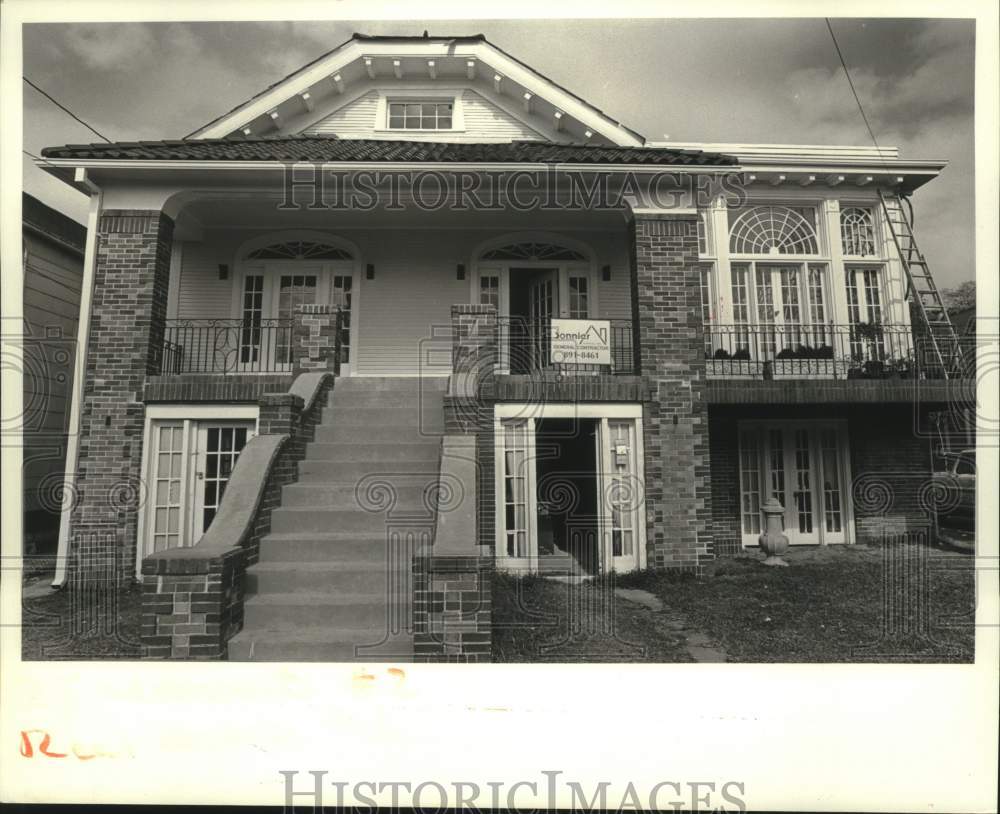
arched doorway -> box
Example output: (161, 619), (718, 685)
(471, 234), (598, 374)
(234, 232), (360, 375)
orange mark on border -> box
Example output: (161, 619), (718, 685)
(20, 730), (67, 759)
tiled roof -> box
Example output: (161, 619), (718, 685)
(41, 136), (737, 166)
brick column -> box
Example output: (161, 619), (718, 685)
(412, 553), (493, 662)
(69, 210), (174, 582)
(632, 211), (713, 570)
(292, 303), (342, 375)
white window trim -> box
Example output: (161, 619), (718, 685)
(839, 202), (887, 260)
(136, 404), (260, 577)
(493, 402), (647, 574)
(737, 418), (854, 547)
(374, 87), (466, 133)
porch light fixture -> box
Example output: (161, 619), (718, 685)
(602, 264), (611, 282)
(456, 264), (466, 280)
(366, 263), (375, 280)
(218, 264), (229, 280)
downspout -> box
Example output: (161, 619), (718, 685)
(51, 169), (101, 588)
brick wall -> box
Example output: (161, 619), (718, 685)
(141, 547), (245, 659)
(849, 405), (935, 541)
(143, 374), (291, 403)
(70, 210), (173, 582)
(633, 213), (712, 570)
(412, 554), (493, 662)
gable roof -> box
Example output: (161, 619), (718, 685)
(40, 136), (736, 166)
(186, 33), (646, 146)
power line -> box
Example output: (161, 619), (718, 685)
(824, 19), (885, 160)
(23, 76), (111, 143)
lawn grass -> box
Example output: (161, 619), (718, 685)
(492, 572), (696, 662)
(20, 582), (144, 661)
(494, 545), (975, 663)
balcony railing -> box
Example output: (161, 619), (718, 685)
(496, 317), (635, 376)
(156, 319), (294, 375)
(703, 323), (968, 380)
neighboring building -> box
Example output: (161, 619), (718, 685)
(36, 34), (969, 661)
(21, 193), (85, 555)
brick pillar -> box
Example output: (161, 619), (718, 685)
(292, 303), (342, 375)
(445, 304), (498, 554)
(69, 210), (174, 582)
(632, 211), (713, 570)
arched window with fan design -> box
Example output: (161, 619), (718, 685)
(729, 205), (820, 256)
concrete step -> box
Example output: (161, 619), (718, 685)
(257, 532), (405, 563)
(280, 482), (435, 509)
(322, 405), (442, 425)
(227, 627), (414, 662)
(243, 591), (410, 629)
(304, 440), (441, 463)
(270, 506), (425, 534)
(313, 423), (443, 443)
(298, 458), (441, 481)
(246, 560), (403, 594)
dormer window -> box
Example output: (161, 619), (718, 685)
(388, 100), (453, 130)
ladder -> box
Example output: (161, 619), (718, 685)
(878, 188), (963, 378)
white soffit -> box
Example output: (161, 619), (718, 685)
(188, 39), (645, 147)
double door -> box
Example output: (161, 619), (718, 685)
(239, 262), (355, 374)
(476, 265), (592, 373)
(496, 413), (644, 574)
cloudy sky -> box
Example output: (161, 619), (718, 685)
(22, 17), (975, 287)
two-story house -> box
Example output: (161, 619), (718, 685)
(37, 33), (969, 662)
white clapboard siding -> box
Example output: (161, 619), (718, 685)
(174, 242), (234, 320)
(301, 90), (380, 136)
(595, 266), (633, 320)
(300, 89), (546, 142)
(356, 233), (469, 375)
(458, 90), (544, 141)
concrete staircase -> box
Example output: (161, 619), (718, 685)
(227, 377), (446, 662)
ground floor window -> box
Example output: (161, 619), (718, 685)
(737, 419), (852, 546)
(494, 404), (645, 574)
(138, 408), (257, 573)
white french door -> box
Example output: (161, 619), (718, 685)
(527, 269), (558, 370)
(190, 422), (253, 542)
(731, 263), (830, 357)
(738, 421), (851, 547)
(142, 418), (255, 563)
(476, 264), (594, 373)
(238, 262), (355, 374)
(598, 418), (642, 572)
(495, 410), (645, 573)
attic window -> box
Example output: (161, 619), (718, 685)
(388, 101), (453, 130)
(246, 241), (353, 260)
(481, 242), (586, 262)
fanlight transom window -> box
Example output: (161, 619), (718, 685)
(840, 206), (877, 256)
(246, 241), (353, 261)
(481, 242), (586, 262)
(729, 206), (820, 256)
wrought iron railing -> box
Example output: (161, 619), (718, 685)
(703, 323), (969, 380)
(496, 317), (635, 376)
(157, 319), (294, 375)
